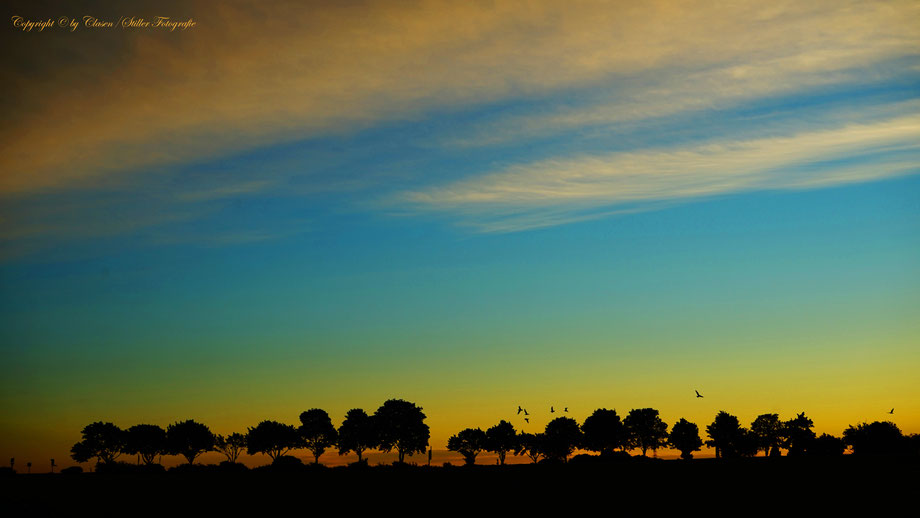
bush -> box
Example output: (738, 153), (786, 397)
(218, 461), (249, 472)
(269, 455), (304, 472)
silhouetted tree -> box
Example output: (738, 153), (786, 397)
(299, 409), (338, 464)
(124, 424), (167, 465)
(70, 422), (125, 465)
(751, 414), (784, 457)
(337, 408), (377, 464)
(624, 408), (668, 456)
(581, 408), (627, 455)
(373, 399), (430, 463)
(737, 428), (759, 457)
(167, 420), (215, 464)
(906, 434), (920, 456)
(247, 420), (300, 461)
(706, 411), (744, 458)
(447, 428), (487, 465)
(485, 420), (518, 465)
(783, 412), (815, 456)
(544, 417), (582, 463)
(843, 421), (904, 456)
(214, 433), (247, 463)
(516, 432), (545, 464)
(810, 433), (846, 457)
(669, 418), (703, 459)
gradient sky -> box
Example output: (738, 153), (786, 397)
(1, 0), (918, 468)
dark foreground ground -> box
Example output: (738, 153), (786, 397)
(3, 456), (918, 515)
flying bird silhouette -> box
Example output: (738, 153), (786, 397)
(550, 406), (555, 413)
(564, 407), (568, 413)
(517, 406), (523, 415)
(695, 390), (704, 398)
(523, 409), (528, 416)
(889, 408), (894, 414)
(524, 418), (529, 423)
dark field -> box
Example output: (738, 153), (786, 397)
(3, 456), (918, 515)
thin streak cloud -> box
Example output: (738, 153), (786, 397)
(400, 115), (920, 232)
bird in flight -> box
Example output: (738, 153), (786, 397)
(523, 409), (528, 416)
(550, 406), (555, 413)
(695, 390), (704, 398)
(524, 417), (529, 424)
(517, 406), (523, 415)
(889, 408), (894, 414)
(564, 407), (569, 413)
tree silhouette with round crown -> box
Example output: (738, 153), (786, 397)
(784, 412), (816, 456)
(516, 432), (545, 464)
(669, 418), (703, 459)
(246, 420), (300, 461)
(581, 408), (627, 455)
(751, 414), (784, 457)
(214, 433), (248, 463)
(299, 408), (338, 464)
(447, 427), (487, 465)
(485, 420), (518, 465)
(167, 420), (215, 464)
(624, 408), (668, 456)
(70, 422), (125, 465)
(372, 399), (430, 464)
(124, 424), (167, 465)
(337, 408), (377, 464)
(706, 411), (744, 458)
(544, 417), (582, 462)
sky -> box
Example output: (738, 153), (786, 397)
(1, 0), (918, 469)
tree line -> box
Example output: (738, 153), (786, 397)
(448, 408), (918, 464)
(64, 400), (917, 470)
(69, 399), (428, 469)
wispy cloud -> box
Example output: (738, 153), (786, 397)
(2, 0), (917, 193)
(399, 115), (920, 232)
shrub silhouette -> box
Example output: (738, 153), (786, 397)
(624, 408), (668, 456)
(843, 421), (904, 456)
(373, 399), (430, 464)
(71, 422), (125, 465)
(269, 455), (304, 472)
(299, 408), (338, 464)
(544, 417), (582, 463)
(124, 424), (167, 465)
(247, 420), (300, 461)
(447, 428), (487, 465)
(810, 433), (846, 457)
(167, 420), (215, 464)
(485, 420), (518, 465)
(214, 433), (247, 463)
(669, 418), (703, 459)
(337, 408), (377, 464)
(582, 408), (627, 455)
